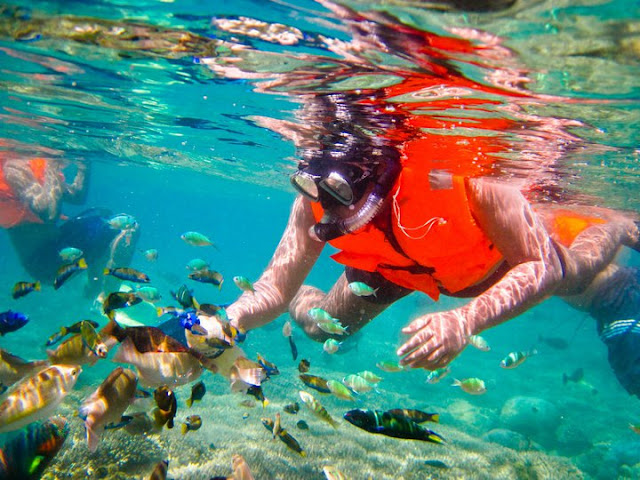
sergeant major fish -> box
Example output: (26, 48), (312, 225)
(500, 350), (537, 369)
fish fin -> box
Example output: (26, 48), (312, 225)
(34, 281), (41, 291)
(427, 431), (445, 444)
(78, 258), (88, 269)
(191, 325), (208, 336)
(431, 414), (440, 423)
(86, 424), (101, 452)
(103, 268), (110, 275)
(156, 307), (164, 317)
(181, 423), (188, 435)
(192, 297), (200, 310)
(262, 398), (270, 408)
(186, 398), (193, 408)
(451, 379), (461, 388)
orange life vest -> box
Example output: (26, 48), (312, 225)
(0, 158), (49, 228)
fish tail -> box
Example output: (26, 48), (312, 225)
(192, 297), (200, 310)
(181, 424), (188, 435)
(430, 414), (440, 423)
(186, 398), (193, 408)
(156, 307), (164, 317)
(300, 451), (307, 457)
(103, 268), (111, 275)
(451, 379), (461, 388)
(262, 398), (270, 409)
(34, 281), (41, 291)
(78, 258), (88, 269)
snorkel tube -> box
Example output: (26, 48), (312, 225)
(311, 153), (401, 242)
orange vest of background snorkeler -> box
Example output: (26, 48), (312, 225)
(0, 157), (49, 228)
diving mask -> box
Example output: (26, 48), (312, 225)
(290, 170), (355, 206)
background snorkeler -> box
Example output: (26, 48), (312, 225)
(0, 155), (139, 298)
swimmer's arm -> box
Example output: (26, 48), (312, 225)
(398, 178), (565, 368)
(227, 196), (324, 332)
(459, 178), (565, 331)
(4, 161), (63, 222)
(63, 162), (89, 204)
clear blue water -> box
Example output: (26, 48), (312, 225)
(0, 1), (639, 479)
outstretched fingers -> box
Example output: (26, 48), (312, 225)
(397, 327), (434, 357)
(401, 315), (432, 335)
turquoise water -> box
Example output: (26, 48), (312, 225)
(0, 0), (639, 479)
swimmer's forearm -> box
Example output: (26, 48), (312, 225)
(463, 259), (563, 333)
(229, 196), (323, 331)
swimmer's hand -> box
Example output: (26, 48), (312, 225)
(397, 309), (472, 370)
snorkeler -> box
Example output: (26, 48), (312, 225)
(0, 156), (139, 297)
(192, 6), (640, 398)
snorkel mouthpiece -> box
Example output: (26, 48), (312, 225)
(312, 154), (401, 242)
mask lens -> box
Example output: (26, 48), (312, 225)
(320, 171), (354, 205)
(291, 172), (320, 201)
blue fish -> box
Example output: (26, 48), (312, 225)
(0, 310), (29, 335)
(163, 308), (207, 336)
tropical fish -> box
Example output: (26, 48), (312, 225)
(239, 399), (256, 409)
(186, 258), (209, 272)
(425, 367), (450, 384)
(342, 374), (373, 394)
(189, 269), (224, 289)
(468, 334), (490, 352)
(323, 338), (341, 354)
(187, 381), (206, 407)
(283, 402), (300, 414)
(629, 423), (640, 435)
(0, 349), (48, 387)
(283, 321), (298, 361)
(181, 415), (202, 434)
(308, 307), (335, 322)
(358, 371), (382, 384)
(80, 320), (108, 358)
(386, 409), (439, 424)
(53, 258), (87, 290)
(423, 460), (450, 469)
(78, 367), (138, 452)
(0, 365), (81, 433)
(162, 308), (208, 336)
(143, 249), (158, 262)
(58, 247), (83, 262)
(181, 231), (215, 247)
(104, 267), (150, 283)
(500, 350), (537, 369)
(297, 359), (310, 373)
(256, 353), (279, 378)
(149, 460), (169, 480)
(344, 409), (444, 444)
(110, 326), (205, 388)
(296, 420), (309, 430)
(136, 286), (161, 303)
(323, 466), (347, 480)
(230, 357), (267, 391)
(246, 385), (269, 408)
(46, 334), (104, 366)
(0, 311), (29, 336)
(102, 291), (142, 319)
(153, 386), (177, 429)
(261, 416), (306, 456)
(317, 320), (348, 336)
(11, 281), (40, 300)
(46, 319), (100, 346)
(347, 281), (378, 297)
(538, 335), (569, 350)
(171, 285), (199, 309)
(299, 391), (339, 429)
(0, 416), (69, 480)
(233, 276), (255, 293)
(376, 360), (404, 373)
(107, 214), (137, 231)
(327, 380), (356, 401)
(299, 374), (330, 394)
(452, 378), (487, 395)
